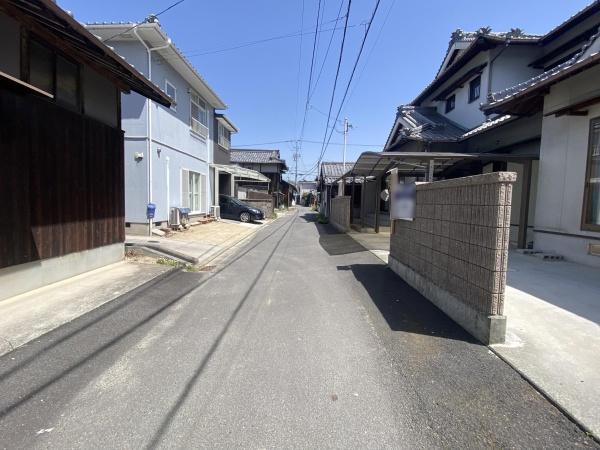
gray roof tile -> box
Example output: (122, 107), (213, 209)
(230, 149), (285, 164)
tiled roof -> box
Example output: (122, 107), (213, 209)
(230, 149), (285, 164)
(414, 28), (540, 106)
(541, 0), (600, 44)
(460, 115), (515, 139)
(486, 26), (600, 108)
(392, 106), (467, 145)
(320, 162), (355, 184)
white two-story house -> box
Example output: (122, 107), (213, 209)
(87, 19), (227, 234)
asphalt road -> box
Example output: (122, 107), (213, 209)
(0, 208), (597, 449)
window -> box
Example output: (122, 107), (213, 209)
(583, 117), (600, 230)
(29, 40), (54, 94)
(181, 169), (206, 213)
(190, 91), (208, 137)
(218, 123), (231, 149)
(56, 55), (79, 107)
(27, 38), (81, 109)
(445, 94), (455, 113)
(469, 75), (481, 103)
(165, 80), (176, 109)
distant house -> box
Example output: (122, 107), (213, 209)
(87, 20), (230, 234)
(483, 2), (600, 267)
(230, 149), (288, 201)
(0, 0), (170, 300)
(317, 162), (357, 218)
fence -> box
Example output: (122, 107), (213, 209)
(330, 196), (351, 232)
(388, 172), (516, 344)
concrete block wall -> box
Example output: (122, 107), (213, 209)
(389, 172), (516, 344)
(330, 196), (351, 232)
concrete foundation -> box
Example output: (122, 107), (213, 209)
(0, 243), (124, 301)
(389, 255), (507, 344)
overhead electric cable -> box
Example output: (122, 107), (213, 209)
(103, 0), (187, 42)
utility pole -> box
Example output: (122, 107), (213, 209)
(293, 141), (300, 204)
(343, 117), (352, 172)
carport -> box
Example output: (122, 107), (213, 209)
(336, 151), (537, 248)
(211, 163), (270, 201)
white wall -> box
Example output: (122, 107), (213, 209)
(534, 65), (600, 267)
(423, 52), (490, 130)
(0, 12), (20, 77)
(489, 46), (542, 94)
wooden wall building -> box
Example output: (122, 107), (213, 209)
(0, 0), (170, 300)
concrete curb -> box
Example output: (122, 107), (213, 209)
(488, 345), (600, 443)
(127, 243), (199, 265)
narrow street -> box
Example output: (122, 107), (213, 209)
(0, 208), (596, 449)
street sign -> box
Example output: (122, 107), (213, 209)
(391, 183), (416, 221)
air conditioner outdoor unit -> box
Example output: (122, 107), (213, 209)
(210, 205), (221, 220)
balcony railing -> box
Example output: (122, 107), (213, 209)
(191, 118), (208, 138)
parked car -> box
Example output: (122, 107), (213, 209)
(219, 195), (265, 222)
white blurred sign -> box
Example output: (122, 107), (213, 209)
(391, 183), (416, 221)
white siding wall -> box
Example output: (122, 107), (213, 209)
(534, 65), (600, 267)
(423, 52), (490, 130)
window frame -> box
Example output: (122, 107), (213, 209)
(25, 36), (82, 112)
(190, 90), (208, 137)
(181, 168), (205, 214)
(165, 79), (177, 110)
(445, 94), (456, 113)
(218, 122), (231, 149)
(469, 75), (481, 103)
(581, 116), (600, 232)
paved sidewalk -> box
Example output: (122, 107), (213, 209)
(126, 219), (269, 266)
(0, 261), (171, 357)
(347, 230), (391, 263)
(492, 252), (600, 439)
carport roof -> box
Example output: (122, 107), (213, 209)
(340, 152), (476, 179)
(337, 151), (538, 180)
(211, 164), (270, 182)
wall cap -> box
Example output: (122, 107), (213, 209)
(417, 172), (517, 191)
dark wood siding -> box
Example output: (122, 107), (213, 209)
(0, 87), (124, 269)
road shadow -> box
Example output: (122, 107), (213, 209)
(300, 211), (369, 256)
(343, 263), (478, 344)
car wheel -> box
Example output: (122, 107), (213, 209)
(239, 212), (251, 223)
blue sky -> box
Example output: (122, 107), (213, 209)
(60, 0), (590, 180)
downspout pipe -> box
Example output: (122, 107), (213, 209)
(133, 26), (171, 235)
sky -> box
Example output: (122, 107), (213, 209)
(60, 0), (591, 180)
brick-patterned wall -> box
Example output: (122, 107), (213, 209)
(389, 172), (516, 343)
(330, 196), (351, 232)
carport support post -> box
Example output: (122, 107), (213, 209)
(230, 174), (235, 198)
(214, 168), (219, 204)
(374, 176), (381, 233)
(428, 159), (435, 182)
(350, 176), (356, 224)
(517, 160), (532, 249)
(360, 179), (366, 230)
(389, 168), (398, 234)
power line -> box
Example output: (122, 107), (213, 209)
(307, 0), (346, 106)
(171, 20), (358, 59)
(292, 0), (306, 146)
(312, 0), (353, 175)
(232, 139), (382, 148)
(297, 0), (323, 145)
(316, 0), (383, 171)
(103, 0), (187, 42)
(345, 0), (396, 107)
